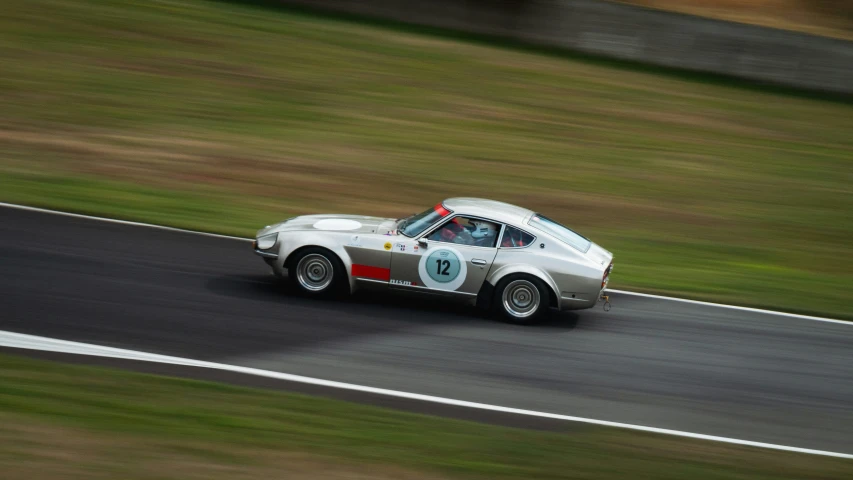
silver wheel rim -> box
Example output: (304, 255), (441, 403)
(502, 279), (540, 318)
(296, 254), (334, 292)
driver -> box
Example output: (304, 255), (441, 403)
(431, 218), (497, 246)
(470, 220), (497, 247)
(436, 218), (473, 245)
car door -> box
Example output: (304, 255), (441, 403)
(389, 216), (500, 297)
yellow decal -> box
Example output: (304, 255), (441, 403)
(384, 242), (392, 251)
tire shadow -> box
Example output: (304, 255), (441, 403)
(205, 273), (581, 331)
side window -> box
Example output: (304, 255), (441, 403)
(500, 226), (535, 248)
(427, 216), (500, 248)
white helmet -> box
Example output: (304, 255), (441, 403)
(470, 220), (497, 239)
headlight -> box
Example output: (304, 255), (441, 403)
(256, 233), (278, 250)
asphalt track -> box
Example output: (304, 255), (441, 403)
(1, 206), (852, 454)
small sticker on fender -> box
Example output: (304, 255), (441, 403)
(347, 235), (362, 247)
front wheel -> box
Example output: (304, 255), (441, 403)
(493, 275), (550, 324)
(289, 247), (346, 297)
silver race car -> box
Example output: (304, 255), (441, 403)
(253, 198), (613, 323)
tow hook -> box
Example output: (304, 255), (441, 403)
(600, 294), (611, 312)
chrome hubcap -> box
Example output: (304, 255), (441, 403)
(502, 280), (540, 318)
(296, 254), (333, 292)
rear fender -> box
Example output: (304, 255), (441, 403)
(485, 264), (560, 309)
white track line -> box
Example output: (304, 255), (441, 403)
(0, 201), (846, 325)
(0, 202), (249, 242)
(606, 290), (850, 326)
(1, 330), (851, 460)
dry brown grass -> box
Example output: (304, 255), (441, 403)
(619, 0), (853, 38)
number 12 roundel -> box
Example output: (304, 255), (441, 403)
(418, 247), (468, 291)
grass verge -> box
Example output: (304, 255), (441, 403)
(0, 0), (851, 318)
(1, 353), (851, 479)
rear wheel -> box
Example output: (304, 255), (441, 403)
(288, 247), (346, 297)
(493, 275), (550, 324)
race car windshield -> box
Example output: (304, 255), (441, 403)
(399, 204), (451, 237)
(528, 214), (592, 252)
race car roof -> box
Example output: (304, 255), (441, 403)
(442, 197), (534, 226)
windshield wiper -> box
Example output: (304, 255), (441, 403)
(396, 213), (415, 234)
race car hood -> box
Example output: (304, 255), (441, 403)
(256, 214), (397, 237)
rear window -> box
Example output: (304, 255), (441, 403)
(527, 214), (591, 252)
(500, 226), (535, 248)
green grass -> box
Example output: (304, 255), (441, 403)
(1, 353), (851, 479)
(0, 0), (851, 318)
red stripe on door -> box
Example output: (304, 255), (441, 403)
(351, 264), (391, 281)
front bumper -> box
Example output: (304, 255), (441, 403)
(252, 240), (278, 259)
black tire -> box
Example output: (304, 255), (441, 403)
(492, 274), (550, 324)
(287, 247), (347, 297)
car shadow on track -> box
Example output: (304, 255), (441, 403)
(204, 273), (580, 331)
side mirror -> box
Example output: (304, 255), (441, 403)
(417, 238), (428, 247)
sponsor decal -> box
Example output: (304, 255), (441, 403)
(417, 246), (468, 291)
(395, 242), (406, 252)
(390, 279), (417, 286)
(351, 264), (391, 281)
(383, 242), (392, 251)
(347, 235), (362, 247)
(413, 245), (419, 252)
